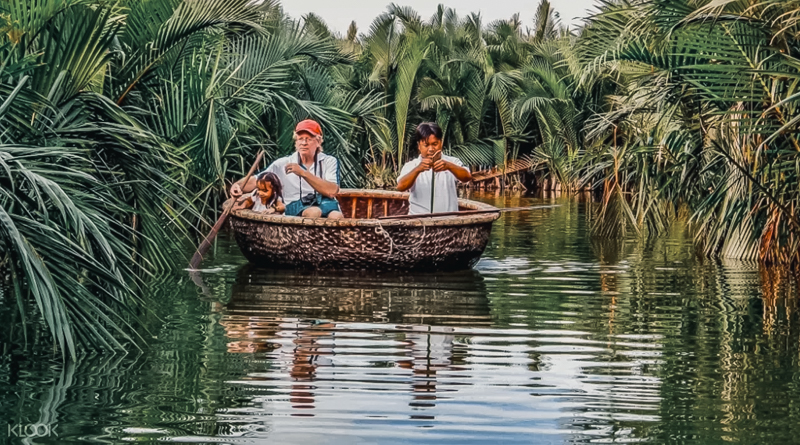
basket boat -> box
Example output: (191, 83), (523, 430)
(227, 188), (500, 272)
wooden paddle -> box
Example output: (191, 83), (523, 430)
(377, 204), (561, 220)
(189, 151), (264, 269)
(429, 150), (441, 214)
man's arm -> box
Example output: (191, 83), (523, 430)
(285, 157), (339, 198)
(397, 166), (422, 192)
(398, 157), (435, 191)
(434, 159), (472, 182)
(301, 172), (339, 198)
(448, 162), (472, 182)
(231, 162), (277, 197)
(230, 176), (257, 197)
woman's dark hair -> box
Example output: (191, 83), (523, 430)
(256, 171), (283, 207)
(409, 122), (443, 152)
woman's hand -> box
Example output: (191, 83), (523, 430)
(275, 200), (286, 213)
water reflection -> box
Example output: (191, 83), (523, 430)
(225, 265), (491, 325)
(217, 266), (490, 420)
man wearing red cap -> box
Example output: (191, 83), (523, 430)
(230, 119), (343, 218)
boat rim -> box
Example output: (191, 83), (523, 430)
(227, 188), (500, 228)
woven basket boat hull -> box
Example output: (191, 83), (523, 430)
(228, 189), (500, 272)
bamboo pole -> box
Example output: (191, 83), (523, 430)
(430, 168), (435, 213)
(429, 150), (441, 213)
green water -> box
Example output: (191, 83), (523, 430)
(2, 193), (800, 444)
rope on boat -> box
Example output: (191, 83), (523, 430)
(374, 220), (428, 258)
(374, 221), (394, 257)
(375, 221), (394, 256)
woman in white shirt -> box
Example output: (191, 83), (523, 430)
(396, 122), (472, 214)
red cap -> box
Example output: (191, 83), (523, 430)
(295, 119), (322, 137)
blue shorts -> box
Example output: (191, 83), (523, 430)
(284, 196), (341, 217)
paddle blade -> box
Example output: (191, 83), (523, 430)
(189, 241), (211, 270)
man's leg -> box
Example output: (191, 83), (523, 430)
(318, 198), (342, 219)
(301, 206), (323, 217)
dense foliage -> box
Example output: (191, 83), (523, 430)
(0, 0), (383, 359)
(576, 0), (800, 263)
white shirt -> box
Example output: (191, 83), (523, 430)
(398, 154), (468, 214)
(264, 152), (339, 204)
(248, 191), (281, 213)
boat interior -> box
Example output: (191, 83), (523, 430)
(336, 190), (470, 219)
(338, 194), (409, 219)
